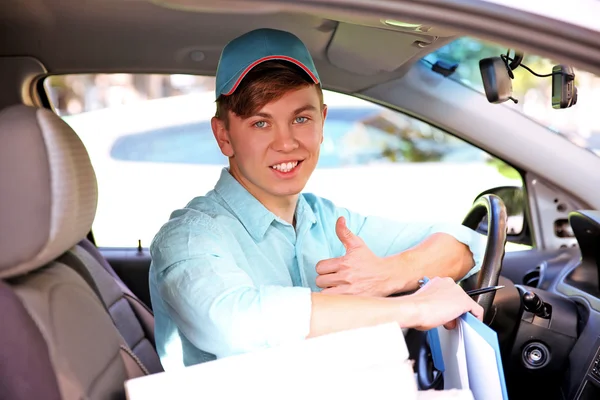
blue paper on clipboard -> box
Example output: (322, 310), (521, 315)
(419, 276), (445, 372)
(460, 312), (508, 400)
(427, 328), (445, 372)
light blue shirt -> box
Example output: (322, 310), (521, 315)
(149, 168), (485, 370)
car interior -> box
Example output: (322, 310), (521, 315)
(2, 1), (600, 400)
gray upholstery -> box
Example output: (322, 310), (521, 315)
(78, 238), (157, 346)
(0, 280), (62, 400)
(11, 264), (129, 399)
(63, 244), (163, 374)
(0, 105), (97, 279)
(0, 104), (150, 399)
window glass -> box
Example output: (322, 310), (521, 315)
(44, 74), (526, 251)
(424, 37), (600, 157)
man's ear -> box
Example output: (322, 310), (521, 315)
(320, 104), (328, 144)
(211, 116), (234, 157)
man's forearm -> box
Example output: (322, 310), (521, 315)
(308, 276), (484, 337)
(384, 232), (475, 294)
(307, 292), (419, 338)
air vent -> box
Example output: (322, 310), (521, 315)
(554, 218), (574, 238)
(523, 266), (541, 288)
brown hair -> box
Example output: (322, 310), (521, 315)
(215, 60), (323, 127)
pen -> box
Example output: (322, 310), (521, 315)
(465, 285), (505, 297)
(417, 277), (504, 297)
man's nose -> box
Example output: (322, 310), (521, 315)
(271, 126), (299, 152)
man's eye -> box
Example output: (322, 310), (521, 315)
(294, 117), (308, 124)
(254, 121), (267, 128)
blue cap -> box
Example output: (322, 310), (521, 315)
(215, 28), (320, 99)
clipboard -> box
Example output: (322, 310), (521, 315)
(435, 312), (508, 400)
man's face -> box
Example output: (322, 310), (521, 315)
(212, 85), (327, 203)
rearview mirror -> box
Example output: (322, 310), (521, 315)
(479, 57), (514, 104)
(473, 186), (530, 245)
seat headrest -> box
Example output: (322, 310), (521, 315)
(0, 105), (98, 279)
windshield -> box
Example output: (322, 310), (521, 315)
(423, 37), (600, 156)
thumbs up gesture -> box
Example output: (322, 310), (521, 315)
(315, 216), (394, 297)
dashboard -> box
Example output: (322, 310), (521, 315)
(492, 210), (600, 400)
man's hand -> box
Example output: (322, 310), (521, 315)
(405, 276), (484, 330)
(315, 216), (393, 296)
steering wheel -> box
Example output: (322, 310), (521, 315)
(415, 193), (508, 390)
(460, 194), (508, 319)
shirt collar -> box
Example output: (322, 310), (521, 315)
(295, 192), (317, 230)
(213, 168), (316, 241)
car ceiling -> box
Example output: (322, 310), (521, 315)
(0, 0), (459, 93)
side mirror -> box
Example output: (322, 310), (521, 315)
(479, 57), (514, 104)
(473, 186), (531, 245)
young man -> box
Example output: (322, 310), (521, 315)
(149, 28), (486, 370)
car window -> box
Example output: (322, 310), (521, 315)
(424, 37), (600, 157)
(44, 74), (527, 251)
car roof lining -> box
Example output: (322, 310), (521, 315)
(0, 0), (457, 94)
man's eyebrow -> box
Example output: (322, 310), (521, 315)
(293, 104), (319, 114)
(252, 112), (273, 119)
(250, 104), (319, 119)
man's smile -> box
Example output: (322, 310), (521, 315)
(270, 159), (303, 173)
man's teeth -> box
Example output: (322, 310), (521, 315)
(271, 161), (299, 172)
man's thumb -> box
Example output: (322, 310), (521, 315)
(335, 216), (363, 250)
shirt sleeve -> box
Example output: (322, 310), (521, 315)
(150, 213), (313, 359)
(332, 206), (486, 282)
